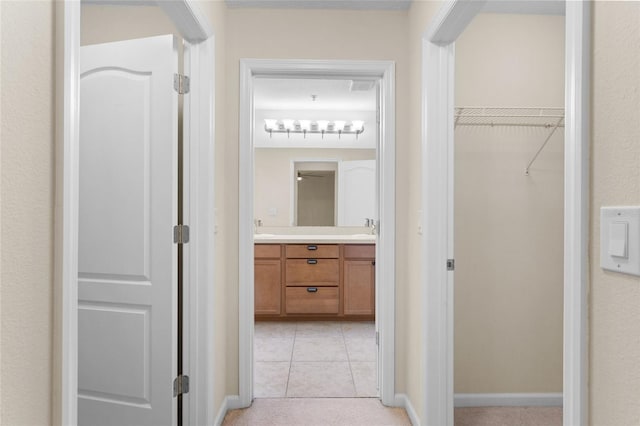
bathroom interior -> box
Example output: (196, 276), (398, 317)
(252, 77), (379, 398)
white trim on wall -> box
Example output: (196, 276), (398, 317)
(421, 37), (455, 426)
(238, 59), (396, 407)
(421, 1), (590, 426)
(563, 2), (591, 425)
(182, 35), (217, 426)
(394, 394), (420, 426)
(55, 3), (80, 424)
(57, 1), (216, 425)
(454, 393), (563, 408)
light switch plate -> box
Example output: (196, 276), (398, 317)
(601, 206), (640, 276)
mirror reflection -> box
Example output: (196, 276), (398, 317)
(253, 78), (378, 228)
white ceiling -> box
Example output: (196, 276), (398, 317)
(226, 0), (411, 10)
(254, 78), (377, 111)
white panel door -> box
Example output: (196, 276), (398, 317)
(78, 35), (178, 426)
(338, 160), (377, 226)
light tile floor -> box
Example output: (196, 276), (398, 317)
(254, 321), (377, 398)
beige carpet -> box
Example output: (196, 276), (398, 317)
(222, 398), (411, 426)
(455, 406), (562, 426)
(223, 399), (563, 426)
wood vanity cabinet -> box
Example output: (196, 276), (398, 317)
(254, 243), (375, 320)
(343, 245), (376, 316)
(254, 244), (282, 315)
(285, 244), (340, 315)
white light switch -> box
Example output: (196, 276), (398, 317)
(609, 222), (628, 258)
(601, 207), (640, 276)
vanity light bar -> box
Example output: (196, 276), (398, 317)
(264, 119), (365, 139)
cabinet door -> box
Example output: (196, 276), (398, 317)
(255, 259), (281, 315)
(343, 260), (375, 315)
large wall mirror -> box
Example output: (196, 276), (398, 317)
(253, 77), (378, 228)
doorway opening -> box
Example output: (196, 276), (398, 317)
(253, 77), (378, 399)
(238, 59), (396, 407)
(58, 2), (216, 425)
(452, 12), (565, 423)
(421, 1), (590, 425)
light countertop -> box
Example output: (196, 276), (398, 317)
(254, 234), (376, 244)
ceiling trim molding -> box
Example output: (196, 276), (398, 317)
(225, 0), (412, 11)
(482, 0), (565, 16)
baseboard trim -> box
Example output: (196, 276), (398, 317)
(214, 395), (242, 426)
(394, 393), (420, 425)
(454, 393), (563, 408)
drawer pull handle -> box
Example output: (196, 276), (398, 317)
(307, 259), (318, 265)
(307, 245), (318, 251)
(307, 287), (318, 293)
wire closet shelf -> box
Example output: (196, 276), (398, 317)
(454, 106), (564, 128)
(454, 106), (565, 176)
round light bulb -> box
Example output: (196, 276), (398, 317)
(264, 119), (277, 130)
(317, 120), (329, 131)
(334, 120), (346, 131)
(282, 119), (295, 130)
(299, 120), (311, 131)
(352, 120), (364, 131)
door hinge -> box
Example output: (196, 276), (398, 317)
(376, 331), (379, 346)
(447, 259), (455, 271)
(173, 375), (190, 397)
(173, 73), (190, 94)
(173, 225), (190, 244)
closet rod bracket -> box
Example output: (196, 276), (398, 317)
(525, 116), (564, 176)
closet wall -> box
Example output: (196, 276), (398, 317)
(454, 13), (564, 393)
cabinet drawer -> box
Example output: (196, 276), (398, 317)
(286, 244), (338, 259)
(286, 287), (339, 314)
(286, 259), (339, 286)
(344, 244), (375, 259)
(255, 244), (281, 259)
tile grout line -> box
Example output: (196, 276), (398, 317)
(284, 321), (297, 397)
(342, 323), (359, 397)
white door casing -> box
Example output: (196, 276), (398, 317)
(238, 59), (396, 407)
(422, 1), (591, 425)
(78, 35), (178, 426)
(338, 160), (376, 227)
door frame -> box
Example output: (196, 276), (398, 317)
(55, 1), (216, 425)
(238, 59), (396, 406)
(421, 1), (590, 425)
